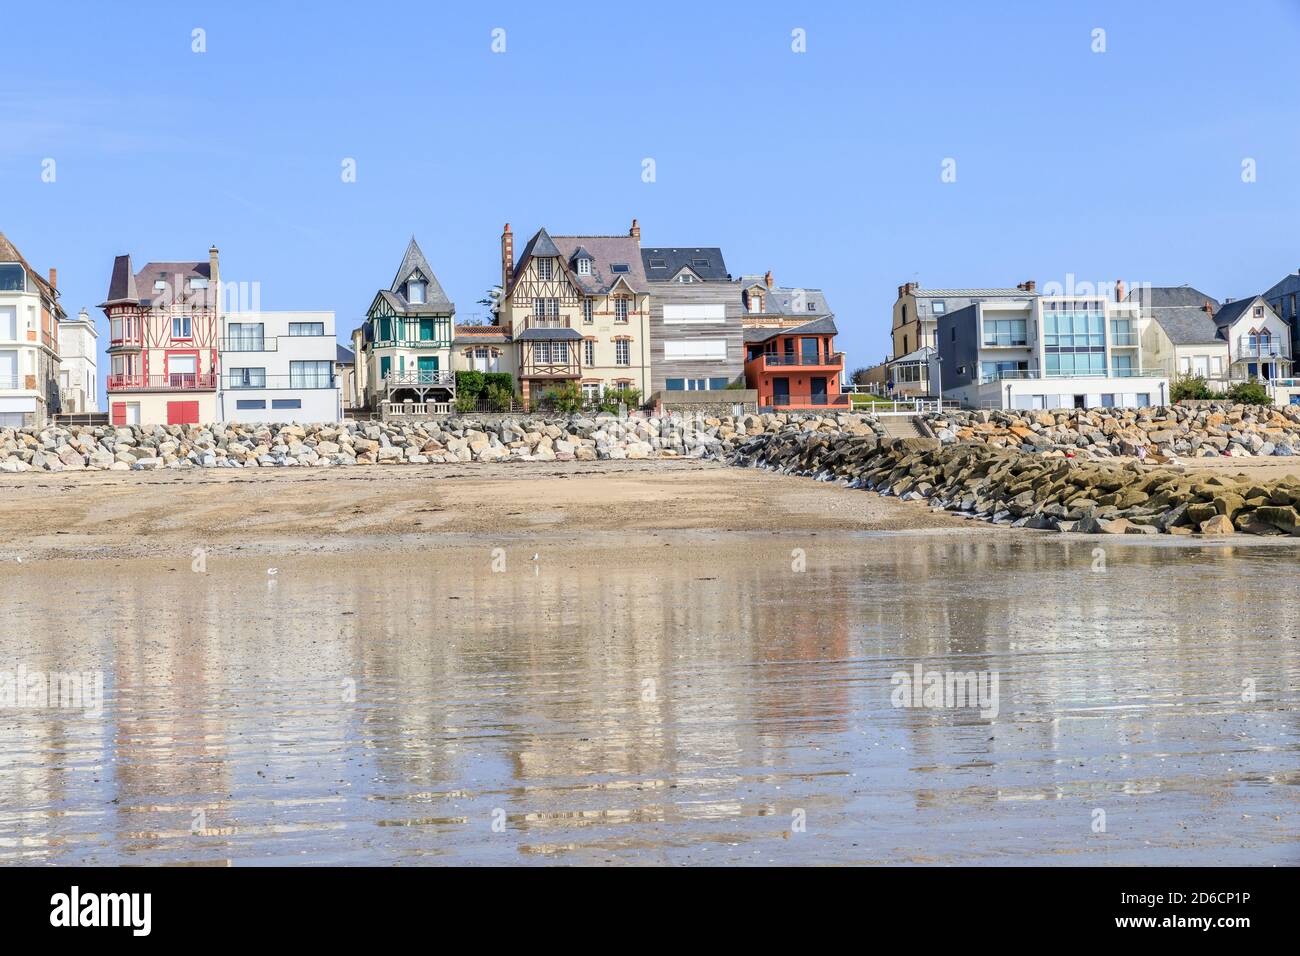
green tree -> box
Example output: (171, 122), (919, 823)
(1227, 381), (1272, 405)
(1170, 372), (1211, 401)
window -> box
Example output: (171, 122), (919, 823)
(408, 280), (426, 305)
(536, 258), (553, 280)
(663, 304), (726, 325)
(154, 280), (168, 292)
(190, 277), (208, 290)
(272, 399), (302, 410)
(584, 340), (595, 365)
(690, 258), (709, 269)
(0, 264), (25, 291)
(380, 356), (391, 379)
(666, 378), (684, 390)
(290, 360), (333, 389)
(677, 272), (698, 283)
(227, 322), (265, 350)
(533, 298), (559, 323)
(288, 322), (325, 336)
(168, 354), (198, 386)
(614, 298), (630, 322)
(236, 399), (266, 410)
(0, 307), (15, 340)
(581, 382), (600, 402)
(615, 340), (630, 365)
(172, 316), (192, 339)
(1253, 306), (1263, 318)
(982, 318), (1028, 346)
(611, 263), (630, 274)
(227, 367), (266, 388)
(583, 299), (594, 324)
(807, 302), (816, 311)
(932, 301), (946, 315)
(648, 257), (666, 270)
(576, 258), (592, 276)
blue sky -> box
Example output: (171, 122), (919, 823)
(3, 0), (1299, 381)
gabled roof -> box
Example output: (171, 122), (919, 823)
(0, 232), (58, 301)
(335, 344), (355, 365)
(738, 277), (833, 318)
(1211, 296), (1267, 331)
(383, 236), (453, 313)
(508, 228), (648, 296)
(890, 345), (935, 365)
(102, 256), (210, 309)
(640, 247), (730, 282)
(1127, 285), (1223, 346)
(1263, 271), (1300, 301)
(1126, 285), (1220, 309)
(742, 315), (839, 342)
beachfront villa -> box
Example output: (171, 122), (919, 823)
(217, 311), (343, 423)
(0, 232), (64, 428)
(497, 221), (652, 407)
(356, 237), (457, 414)
(57, 307), (99, 415)
(102, 248), (221, 426)
(937, 293), (1168, 410)
(743, 317), (846, 410)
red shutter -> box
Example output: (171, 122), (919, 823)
(166, 401), (200, 425)
(111, 402), (126, 426)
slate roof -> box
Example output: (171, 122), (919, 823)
(742, 315), (839, 342)
(101, 255), (211, 309)
(906, 288), (1035, 298)
(738, 276), (834, 318)
(517, 326), (582, 341)
(641, 247), (730, 282)
(1127, 285), (1222, 346)
(890, 345), (935, 365)
(1211, 297), (1263, 331)
(508, 228), (647, 296)
(335, 344), (355, 365)
(382, 237), (454, 314)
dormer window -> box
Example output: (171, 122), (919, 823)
(677, 273), (697, 283)
(611, 263), (630, 274)
(577, 258), (592, 276)
(537, 258), (553, 280)
(408, 279), (426, 305)
(691, 258), (710, 269)
(153, 280), (168, 292)
(648, 257), (666, 270)
(0, 264), (24, 291)
(807, 302), (816, 311)
(190, 278), (209, 290)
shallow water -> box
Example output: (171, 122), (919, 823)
(1, 533), (1297, 865)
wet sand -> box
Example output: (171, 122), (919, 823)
(0, 462), (1297, 865)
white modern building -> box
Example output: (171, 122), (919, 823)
(217, 311), (342, 423)
(937, 295), (1168, 410)
(57, 307), (99, 414)
(0, 232), (64, 427)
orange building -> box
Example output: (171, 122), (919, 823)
(743, 317), (846, 410)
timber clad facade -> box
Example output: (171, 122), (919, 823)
(101, 248), (221, 426)
(0, 232), (64, 427)
(641, 246), (743, 397)
(358, 237), (457, 411)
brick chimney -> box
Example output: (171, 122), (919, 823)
(1018, 279), (1036, 292)
(1204, 300), (1214, 314)
(764, 270), (773, 290)
(1115, 279), (1125, 302)
(48, 267), (57, 290)
(629, 218), (640, 240)
(501, 223), (513, 295)
(208, 245), (220, 311)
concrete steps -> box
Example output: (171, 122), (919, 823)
(879, 416), (926, 439)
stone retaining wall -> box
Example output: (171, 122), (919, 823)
(731, 431), (1300, 536)
(0, 412), (884, 472)
(925, 403), (1300, 459)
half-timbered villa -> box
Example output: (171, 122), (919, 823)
(101, 247), (220, 425)
(358, 237), (456, 413)
(498, 220), (651, 407)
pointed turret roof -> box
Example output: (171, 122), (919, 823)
(379, 236), (453, 313)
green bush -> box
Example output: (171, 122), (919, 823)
(486, 383), (513, 412)
(1227, 381), (1272, 405)
(542, 381), (583, 414)
(454, 391), (478, 413)
(483, 371), (513, 394)
(724, 377), (748, 390)
(455, 370), (486, 400)
(1170, 372), (1212, 401)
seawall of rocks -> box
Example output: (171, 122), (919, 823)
(0, 412), (884, 472)
(926, 403), (1300, 459)
(732, 431), (1300, 536)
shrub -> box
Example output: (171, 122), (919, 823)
(486, 382), (513, 412)
(542, 381), (583, 414)
(1170, 372), (1212, 401)
(724, 377), (748, 390)
(483, 371), (513, 394)
(454, 391), (478, 413)
(1227, 381), (1272, 405)
(455, 370), (486, 400)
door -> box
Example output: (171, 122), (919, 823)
(801, 338), (820, 365)
(167, 401), (200, 425)
(417, 356), (439, 383)
(168, 354), (198, 388)
(771, 376), (790, 406)
(810, 376), (828, 405)
(1073, 395), (1087, 409)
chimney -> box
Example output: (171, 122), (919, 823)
(1204, 300), (1214, 314)
(897, 284), (905, 299)
(208, 245), (220, 308)
(1023, 280), (1036, 292)
(764, 270), (773, 290)
(629, 218), (640, 240)
(501, 223), (513, 297)
(48, 267), (57, 290)
(1115, 279), (1125, 302)
(79, 307), (89, 323)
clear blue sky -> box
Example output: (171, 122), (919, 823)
(3, 0), (1299, 379)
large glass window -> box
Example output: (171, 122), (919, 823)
(982, 318), (1027, 346)
(228, 322), (265, 350)
(0, 264), (25, 292)
(227, 367), (266, 388)
(288, 322), (324, 336)
(290, 360), (333, 389)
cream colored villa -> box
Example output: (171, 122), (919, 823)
(497, 220), (651, 406)
(0, 232), (64, 427)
